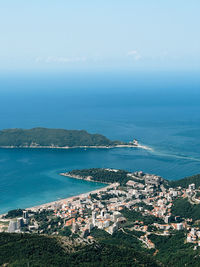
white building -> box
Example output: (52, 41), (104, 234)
(177, 223), (183, 231)
(8, 221), (18, 233)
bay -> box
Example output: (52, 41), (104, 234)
(0, 71), (200, 213)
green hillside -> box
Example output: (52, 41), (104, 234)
(0, 128), (123, 148)
(169, 174), (200, 188)
(68, 168), (130, 184)
(0, 232), (160, 267)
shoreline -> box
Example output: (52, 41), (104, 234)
(0, 142), (152, 216)
(0, 143), (152, 151)
(60, 172), (111, 184)
(0, 176), (111, 216)
(24, 182), (117, 213)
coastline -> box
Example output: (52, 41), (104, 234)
(0, 143), (152, 151)
(60, 172), (111, 184)
(24, 182), (118, 213)
(0, 142), (152, 216)
(0, 175), (111, 216)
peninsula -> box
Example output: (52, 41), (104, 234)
(0, 127), (148, 149)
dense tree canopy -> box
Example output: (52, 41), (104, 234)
(171, 198), (200, 221)
(169, 174), (200, 188)
(68, 168), (130, 185)
(0, 233), (160, 267)
(0, 128), (123, 147)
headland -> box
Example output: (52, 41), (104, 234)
(0, 127), (152, 150)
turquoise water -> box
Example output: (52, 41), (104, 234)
(0, 71), (200, 213)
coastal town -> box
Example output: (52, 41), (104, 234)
(1, 168), (200, 251)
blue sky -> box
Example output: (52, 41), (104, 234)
(0, 1), (200, 71)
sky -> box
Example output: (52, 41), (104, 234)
(0, 1), (200, 72)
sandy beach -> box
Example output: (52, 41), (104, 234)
(26, 182), (118, 213)
(0, 174), (111, 217)
(0, 142), (152, 216)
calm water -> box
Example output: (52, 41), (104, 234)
(0, 71), (200, 213)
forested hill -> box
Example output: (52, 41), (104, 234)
(169, 174), (200, 188)
(0, 232), (160, 267)
(0, 128), (124, 148)
(66, 168), (200, 188)
(67, 168), (130, 184)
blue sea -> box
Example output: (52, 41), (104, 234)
(0, 71), (200, 213)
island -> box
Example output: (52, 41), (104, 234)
(0, 127), (149, 149)
(1, 168), (200, 266)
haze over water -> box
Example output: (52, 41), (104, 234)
(0, 71), (200, 213)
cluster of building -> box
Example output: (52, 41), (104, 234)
(53, 183), (127, 237)
(2, 169), (200, 249)
(7, 211), (29, 233)
(187, 228), (200, 247)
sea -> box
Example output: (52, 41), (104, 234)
(0, 70), (200, 213)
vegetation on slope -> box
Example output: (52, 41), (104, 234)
(0, 128), (123, 147)
(0, 232), (160, 267)
(68, 169), (200, 189)
(169, 174), (200, 188)
(1, 227), (200, 266)
(4, 209), (24, 219)
(149, 231), (200, 266)
(171, 198), (200, 221)
(68, 168), (130, 185)
(121, 208), (164, 225)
